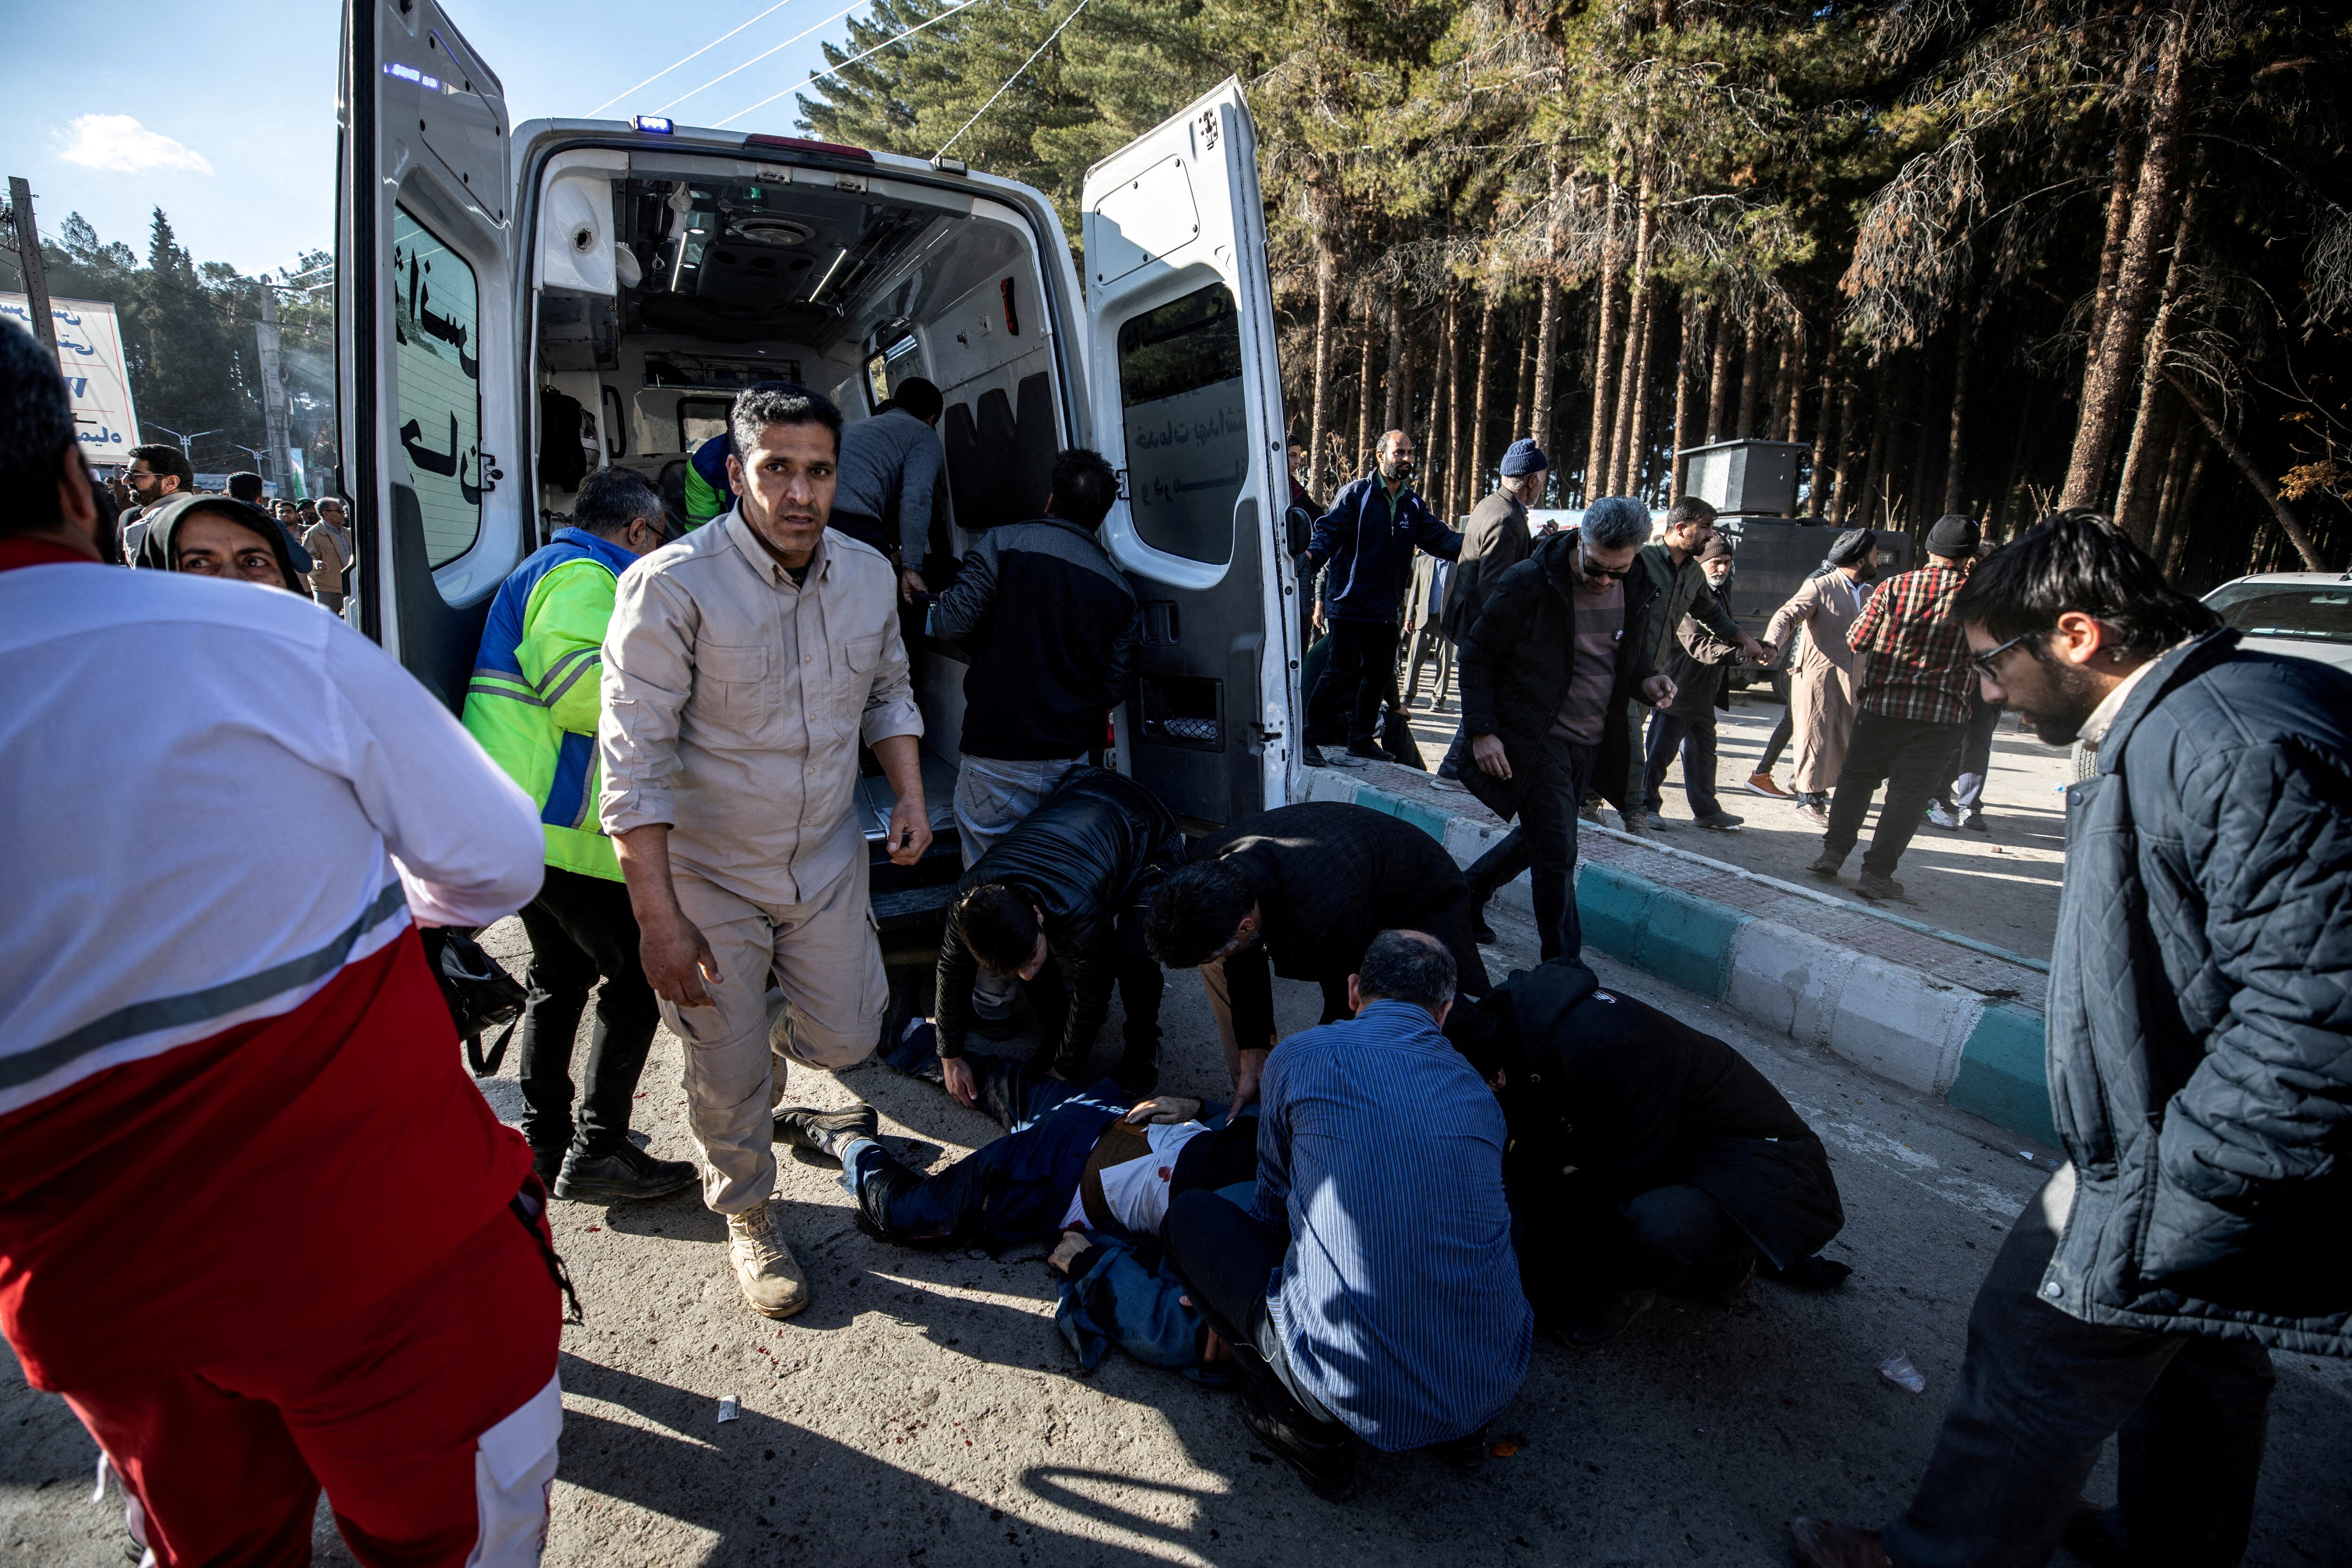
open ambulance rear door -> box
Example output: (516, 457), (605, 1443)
(336, 0), (523, 709)
(1082, 80), (1302, 828)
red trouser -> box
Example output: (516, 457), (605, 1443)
(62, 1205), (561, 1568)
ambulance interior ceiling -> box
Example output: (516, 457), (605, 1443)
(534, 169), (1061, 542)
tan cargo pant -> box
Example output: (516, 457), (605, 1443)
(659, 854), (887, 1215)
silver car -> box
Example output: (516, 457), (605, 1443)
(2202, 573), (2352, 676)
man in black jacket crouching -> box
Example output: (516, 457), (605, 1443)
(1454, 959), (1844, 1347)
(932, 767), (1185, 1100)
(1793, 511), (2352, 1568)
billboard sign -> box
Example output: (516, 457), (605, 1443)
(0, 294), (141, 461)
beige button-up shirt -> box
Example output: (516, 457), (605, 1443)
(598, 509), (922, 906)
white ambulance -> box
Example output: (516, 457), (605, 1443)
(334, 0), (1310, 972)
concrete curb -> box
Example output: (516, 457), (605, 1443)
(1303, 767), (2058, 1147)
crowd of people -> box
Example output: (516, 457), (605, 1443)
(4, 312), (2347, 1568)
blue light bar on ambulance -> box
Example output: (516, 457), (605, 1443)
(632, 115), (675, 135)
(384, 62), (443, 91)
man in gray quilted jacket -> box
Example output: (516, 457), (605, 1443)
(1792, 510), (2352, 1568)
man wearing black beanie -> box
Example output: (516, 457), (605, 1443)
(1808, 514), (1980, 900)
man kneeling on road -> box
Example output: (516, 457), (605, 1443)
(1143, 800), (1491, 1110)
(926, 765), (1184, 1099)
(1163, 931), (1533, 1498)
(600, 383), (932, 1322)
(463, 466), (696, 1204)
(1456, 959), (1845, 1346)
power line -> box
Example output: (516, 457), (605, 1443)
(656, 0), (868, 112)
(588, 0), (811, 115)
(934, 0), (1089, 159)
(717, 0), (987, 127)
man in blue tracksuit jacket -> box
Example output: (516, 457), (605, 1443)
(1303, 429), (1460, 764)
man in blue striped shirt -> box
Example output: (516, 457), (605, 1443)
(1163, 930), (1532, 1496)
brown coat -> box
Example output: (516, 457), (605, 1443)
(1764, 572), (1871, 792)
(1440, 490), (1531, 642)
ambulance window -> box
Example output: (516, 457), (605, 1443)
(390, 206), (483, 568)
(678, 398), (731, 452)
(1115, 283), (1243, 566)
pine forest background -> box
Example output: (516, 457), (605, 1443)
(7, 0), (2350, 586)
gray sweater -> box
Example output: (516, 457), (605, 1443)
(834, 407), (945, 562)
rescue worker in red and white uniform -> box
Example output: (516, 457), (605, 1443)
(0, 320), (563, 1568)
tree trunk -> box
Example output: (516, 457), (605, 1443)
(1942, 315), (1973, 516)
(1532, 156), (1564, 462)
(1577, 293), (1603, 503)
(1907, 353), (1938, 529)
(2062, 2), (2201, 508)
(1619, 284), (1659, 498)
(1734, 320), (1763, 439)
(1829, 368), (1856, 524)
(1608, 189), (1656, 497)
(1770, 321), (1796, 445)
(2163, 368), (2328, 570)
(1858, 366), (1890, 528)
(1355, 297), (1377, 476)
(1672, 294), (1700, 495)
(1308, 231), (1338, 497)
(1382, 290), (1406, 432)
(2085, 45), (2150, 369)
(1808, 336), (1838, 518)
(2164, 438), (2209, 577)
(1512, 328), (1535, 450)
(1465, 290), (1497, 513)
(1429, 290), (1458, 511)
(1706, 305), (1735, 441)
(1586, 179), (1624, 504)
(2116, 177), (2203, 542)
(1779, 318), (1805, 441)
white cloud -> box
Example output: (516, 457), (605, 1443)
(55, 115), (214, 177)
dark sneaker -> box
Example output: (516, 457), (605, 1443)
(772, 1103), (879, 1159)
(1856, 870), (1905, 901)
(1344, 744), (1387, 764)
(1962, 811), (1990, 834)
(1470, 911), (1497, 945)
(1808, 850), (1844, 880)
(1426, 1426), (1489, 1473)
(1300, 745), (1329, 769)
(1237, 1384), (1357, 1499)
(530, 1144), (565, 1191)
(554, 1141), (699, 1203)
(1694, 811), (1745, 832)
(1558, 1287), (1656, 1348)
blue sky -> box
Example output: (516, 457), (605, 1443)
(0, 0), (870, 280)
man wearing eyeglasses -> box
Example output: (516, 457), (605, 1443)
(1621, 497), (1774, 829)
(1456, 495), (1677, 962)
(463, 466), (697, 1206)
(1807, 513), (1980, 901)
(1793, 509), (2352, 1568)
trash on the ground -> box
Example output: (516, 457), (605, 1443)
(1489, 1437), (1521, 1457)
(1876, 1353), (1927, 1394)
(717, 1396), (740, 1424)
(2019, 1150), (2037, 1162)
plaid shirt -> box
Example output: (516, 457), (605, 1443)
(1847, 563), (1972, 724)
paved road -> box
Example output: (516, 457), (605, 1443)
(1399, 688), (2068, 961)
(8, 909), (2347, 1567)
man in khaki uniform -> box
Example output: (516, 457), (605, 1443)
(599, 384), (932, 1320)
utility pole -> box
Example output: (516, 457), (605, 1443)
(255, 286), (295, 498)
(146, 423), (223, 468)
(6, 176), (57, 353)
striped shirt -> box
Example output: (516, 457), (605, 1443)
(1253, 1000), (1532, 1450)
(1847, 563), (1972, 724)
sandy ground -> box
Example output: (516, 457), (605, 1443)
(1398, 684), (2068, 961)
(8, 908), (2347, 1567)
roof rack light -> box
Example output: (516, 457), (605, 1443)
(632, 114), (675, 135)
(930, 154), (967, 175)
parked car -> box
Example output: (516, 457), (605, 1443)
(2201, 572), (2352, 675)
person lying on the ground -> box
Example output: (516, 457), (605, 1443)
(1161, 930), (1532, 1500)
(932, 766), (1186, 1102)
(1448, 958), (1846, 1348)
(1143, 800), (1491, 1110)
(130, 492), (312, 594)
(773, 1043), (1257, 1255)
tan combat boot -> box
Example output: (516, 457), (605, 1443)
(727, 1203), (810, 1320)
